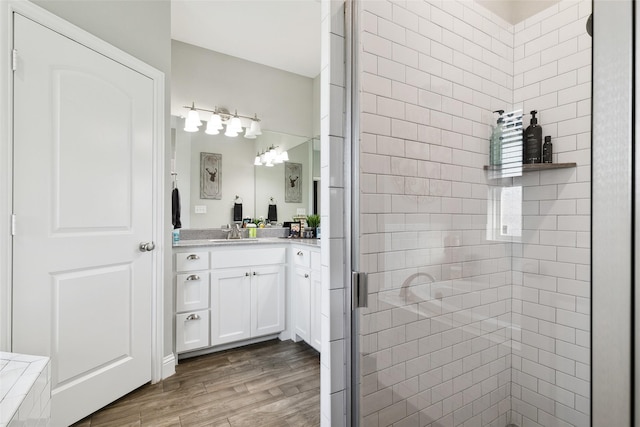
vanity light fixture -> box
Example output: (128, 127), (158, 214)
(254, 145), (289, 166)
(183, 103), (261, 139)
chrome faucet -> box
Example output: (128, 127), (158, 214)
(228, 224), (242, 239)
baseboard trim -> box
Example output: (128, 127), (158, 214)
(162, 353), (176, 380)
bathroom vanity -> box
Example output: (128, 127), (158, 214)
(173, 237), (321, 358)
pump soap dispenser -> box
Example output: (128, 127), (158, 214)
(524, 110), (542, 164)
(490, 110), (504, 166)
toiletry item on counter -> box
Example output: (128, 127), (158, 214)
(247, 223), (257, 238)
(543, 135), (553, 163)
(524, 110), (542, 164)
(490, 110), (504, 166)
(172, 229), (180, 244)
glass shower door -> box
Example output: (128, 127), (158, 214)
(353, 0), (593, 426)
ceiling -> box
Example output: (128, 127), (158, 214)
(171, 0), (322, 79)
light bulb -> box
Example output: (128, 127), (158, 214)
(229, 113), (243, 133)
(205, 118), (220, 135)
(184, 123), (199, 132)
(224, 124), (238, 137)
(250, 116), (262, 135)
(209, 112), (223, 130)
(186, 105), (201, 127)
(244, 128), (256, 139)
(280, 151), (289, 162)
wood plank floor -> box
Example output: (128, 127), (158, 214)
(71, 339), (320, 427)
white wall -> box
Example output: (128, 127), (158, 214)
(172, 40), (314, 138)
(510, 1), (591, 426)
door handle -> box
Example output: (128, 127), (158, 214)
(304, 273), (309, 278)
(139, 241), (155, 252)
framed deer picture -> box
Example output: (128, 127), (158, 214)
(200, 152), (222, 199)
(284, 162), (302, 203)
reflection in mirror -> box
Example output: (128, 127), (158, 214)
(172, 116), (318, 228)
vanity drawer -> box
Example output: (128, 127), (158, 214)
(176, 272), (210, 312)
(176, 251), (209, 272)
(292, 247), (311, 268)
(176, 310), (210, 353)
(211, 247), (285, 268)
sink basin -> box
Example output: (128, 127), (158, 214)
(207, 238), (259, 243)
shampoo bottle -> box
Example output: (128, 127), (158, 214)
(524, 110), (542, 163)
(490, 109), (504, 166)
(542, 135), (553, 163)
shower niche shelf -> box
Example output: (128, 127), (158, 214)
(484, 162), (577, 172)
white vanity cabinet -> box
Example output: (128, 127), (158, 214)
(175, 250), (210, 353)
(174, 244), (286, 356)
(292, 245), (322, 352)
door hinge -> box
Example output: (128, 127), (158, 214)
(12, 49), (17, 71)
(352, 271), (368, 309)
(11, 214), (16, 236)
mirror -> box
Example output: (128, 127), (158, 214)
(172, 115), (318, 228)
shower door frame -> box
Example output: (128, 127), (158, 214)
(346, 0), (637, 425)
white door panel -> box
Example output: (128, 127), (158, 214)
(12, 13), (153, 426)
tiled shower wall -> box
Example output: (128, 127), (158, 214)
(359, 0), (514, 425)
(510, 1), (591, 426)
(358, 0), (591, 426)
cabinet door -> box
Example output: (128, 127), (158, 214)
(310, 271), (322, 352)
(211, 268), (251, 346)
(176, 272), (209, 312)
(293, 267), (311, 342)
(176, 310), (210, 353)
(250, 265), (285, 337)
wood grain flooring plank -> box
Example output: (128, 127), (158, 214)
(70, 340), (319, 427)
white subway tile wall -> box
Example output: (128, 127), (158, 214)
(358, 0), (591, 426)
(321, 1), (348, 425)
(359, 0), (513, 426)
(511, 0), (591, 426)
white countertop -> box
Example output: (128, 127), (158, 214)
(173, 237), (320, 249)
(0, 352), (49, 426)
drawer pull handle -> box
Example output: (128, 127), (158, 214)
(185, 314), (201, 321)
(297, 251), (303, 256)
(186, 254), (200, 260)
(304, 273), (309, 278)
(186, 275), (200, 281)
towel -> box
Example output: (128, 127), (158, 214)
(233, 203), (243, 222)
(268, 204), (277, 223)
(172, 188), (182, 229)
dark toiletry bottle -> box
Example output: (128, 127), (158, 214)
(542, 135), (553, 163)
(524, 110), (542, 163)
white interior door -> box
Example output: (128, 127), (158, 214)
(12, 13), (154, 426)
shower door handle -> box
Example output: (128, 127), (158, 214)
(352, 271), (368, 309)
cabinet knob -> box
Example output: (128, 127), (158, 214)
(185, 314), (201, 321)
(186, 275), (200, 281)
(304, 273), (309, 278)
(253, 271), (257, 276)
(186, 254), (200, 260)
(245, 272), (250, 276)
(297, 251), (303, 256)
